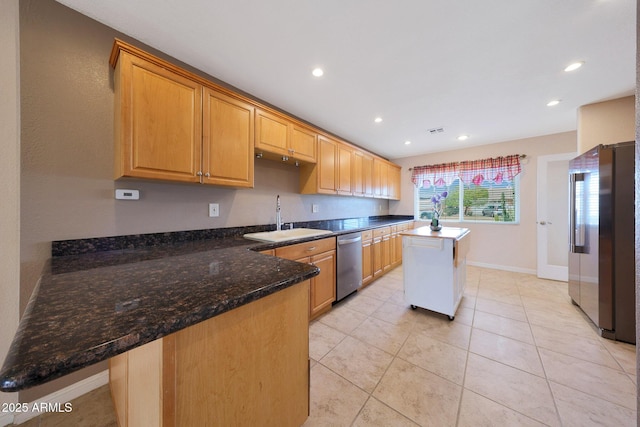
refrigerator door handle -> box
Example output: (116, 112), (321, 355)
(570, 173), (586, 254)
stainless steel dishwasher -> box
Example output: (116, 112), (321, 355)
(336, 232), (363, 302)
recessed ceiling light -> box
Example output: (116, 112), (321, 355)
(374, 117), (383, 123)
(457, 135), (469, 141)
(564, 61), (584, 72)
(404, 140), (411, 145)
(547, 99), (561, 107)
(312, 68), (324, 77)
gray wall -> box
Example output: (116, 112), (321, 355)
(0, 0), (21, 418)
(18, 0), (385, 400)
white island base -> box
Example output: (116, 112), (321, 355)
(401, 226), (470, 320)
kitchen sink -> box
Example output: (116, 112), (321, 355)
(243, 228), (333, 243)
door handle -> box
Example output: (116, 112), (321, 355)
(538, 221), (546, 225)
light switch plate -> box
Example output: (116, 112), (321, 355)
(209, 203), (220, 217)
(312, 204), (319, 213)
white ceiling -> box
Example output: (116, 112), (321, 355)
(56, 0), (636, 160)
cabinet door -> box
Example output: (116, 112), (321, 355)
(382, 233), (392, 272)
(337, 144), (353, 195)
(310, 250), (336, 319)
(372, 237), (383, 278)
(115, 51), (202, 182)
(362, 238), (373, 286)
(388, 164), (401, 200)
(255, 109), (288, 155)
(373, 158), (383, 198)
(290, 125), (317, 163)
(352, 151), (364, 196)
(362, 154), (374, 197)
(202, 88), (254, 188)
(317, 136), (338, 194)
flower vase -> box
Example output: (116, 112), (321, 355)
(430, 218), (442, 232)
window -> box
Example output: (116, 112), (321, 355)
(412, 154), (521, 224)
(416, 177), (519, 223)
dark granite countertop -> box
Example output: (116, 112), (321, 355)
(0, 215), (413, 392)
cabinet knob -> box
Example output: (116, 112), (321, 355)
(205, 172), (210, 178)
(196, 171), (203, 177)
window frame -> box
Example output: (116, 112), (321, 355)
(414, 175), (521, 225)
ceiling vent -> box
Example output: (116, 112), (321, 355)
(427, 127), (445, 135)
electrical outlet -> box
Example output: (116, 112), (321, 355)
(312, 204), (319, 213)
(208, 203), (219, 217)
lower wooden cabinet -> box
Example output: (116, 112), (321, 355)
(275, 237), (336, 320)
(362, 222), (414, 289)
(110, 281), (310, 427)
(361, 230), (373, 286)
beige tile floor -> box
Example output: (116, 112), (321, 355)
(305, 266), (637, 427)
(13, 266), (637, 426)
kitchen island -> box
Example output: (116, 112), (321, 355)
(401, 226), (470, 320)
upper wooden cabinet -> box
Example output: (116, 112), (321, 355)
(300, 135), (337, 195)
(353, 151), (374, 197)
(110, 40), (254, 188)
(110, 40), (400, 197)
(255, 109), (317, 164)
(202, 88), (254, 187)
(337, 144), (353, 195)
(113, 49), (202, 183)
(299, 136), (354, 196)
(388, 164), (401, 201)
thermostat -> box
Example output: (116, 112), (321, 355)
(115, 189), (140, 200)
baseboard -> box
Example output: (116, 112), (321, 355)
(11, 370), (108, 425)
(467, 261), (536, 276)
(0, 412), (14, 427)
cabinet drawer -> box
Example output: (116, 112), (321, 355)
(373, 227), (391, 239)
(362, 230), (373, 241)
(275, 237), (336, 260)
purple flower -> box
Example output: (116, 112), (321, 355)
(441, 191), (448, 198)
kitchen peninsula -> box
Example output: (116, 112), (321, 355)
(0, 215), (413, 425)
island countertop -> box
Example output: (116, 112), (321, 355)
(0, 215), (414, 392)
(0, 237), (319, 392)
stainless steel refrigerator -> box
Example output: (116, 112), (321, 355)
(568, 141), (635, 344)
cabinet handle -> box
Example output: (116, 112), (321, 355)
(205, 172), (210, 178)
(196, 171), (203, 177)
(306, 246), (317, 252)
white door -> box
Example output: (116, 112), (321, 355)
(536, 152), (575, 281)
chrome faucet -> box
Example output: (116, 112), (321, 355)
(276, 195), (282, 231)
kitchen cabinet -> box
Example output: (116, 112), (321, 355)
(255, 109), (317, 164)
(337, 144), (353, 195)
(111, 40), (401, 198)
(300, 137), (354, 196)
(382, 227), (392, 273)
(110, 40), (254, 188)
(110, 280), (310, 427)
(300, 135), (338, 195)
(202, 88), (255, 187)
(275, 237), (336, 319)
(392, 222), (412, 267)
(373, 158), (388, 198)
(372, 227), (386, 278)
(361, 230), (374, 286)
(112, 47), (202, 183)
(388, 164), (401, 200)
(353, 151), (374, 197)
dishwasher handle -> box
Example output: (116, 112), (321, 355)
(337, 235), (362, 245)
